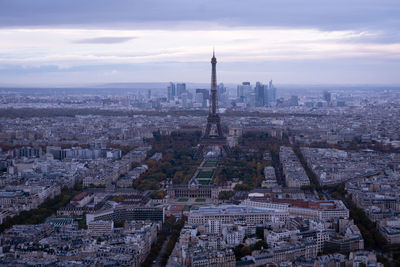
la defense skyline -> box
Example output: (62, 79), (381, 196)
(166, 51), (278, 109)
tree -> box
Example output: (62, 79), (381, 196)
(150, 190), (165, 199)
(172, 171), (185, 184)
(234, 184), (252, 191)
(111, 195), (124, 202)
(251, 240), (268, 251)
(218, 191), (234, 200)
(240, 246), (251, 257)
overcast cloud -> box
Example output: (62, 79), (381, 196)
(73, 37), (136, 44)
(0, 0), (399, 85)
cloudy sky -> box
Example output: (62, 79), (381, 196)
(0, 0), (399, 86)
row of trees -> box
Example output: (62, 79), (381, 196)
(282, 139), (398, 265)
(161, 217), (185, 265)
(0, 183), (83, 233)
(302, 138), (400, 154)
(142, 216), (184, 267)
(328, 183), (387, 250)
(0, 107), (324, 120)
(329, 184), (399, 266)
(0, 108), (209, 119)
(0, 108), (134, 119)
(292, 145), (321, 190)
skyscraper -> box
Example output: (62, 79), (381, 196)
(237, 82), (252, 102)
(255, 82), (265, 107)
(289, 95), (299, 106)
(196, 88), (210, 108)
(167, 82), (175, 102)
(323, 91), (332, 102)
(195, 91), (204, 107)
(218, 83), (227, 106)
(266, 80), (277, 105)
(176, 83), (187, 98)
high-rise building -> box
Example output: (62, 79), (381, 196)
(167, 82), (176, 102)
(289, 95), (299, 106)
(196, 89), (210, 108)
(247, 92), (256, 107)
(218, 83), (227, 105)
(237, 85), (242, 99)
(255, 82), (265, 107)
(237, 82), (252, 102)
(323, 91), (332, 102)
(181, 92), (188, 108)
(176, 83), (187, 97)
(195, 92), (204, 107)
(266, 80), (277, 105)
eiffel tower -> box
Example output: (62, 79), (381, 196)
(195, 50), (230, 158)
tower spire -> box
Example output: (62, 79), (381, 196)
(210, 48), (217, 115)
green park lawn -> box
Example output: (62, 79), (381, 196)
(203, 161), (218, 168)
(197, 171), (213, 179)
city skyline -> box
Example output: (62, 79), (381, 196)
(2, 1), (400, 265)
(1, 0), (400, 86)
